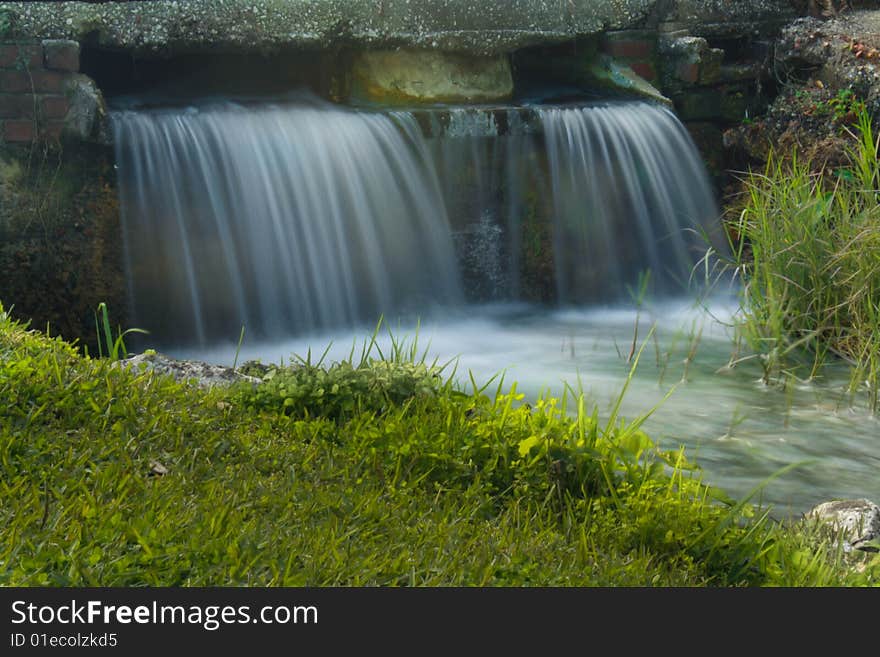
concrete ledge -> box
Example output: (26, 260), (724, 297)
(0, 1), (798, 57)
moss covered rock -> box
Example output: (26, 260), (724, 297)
(351, 49), (513, 105)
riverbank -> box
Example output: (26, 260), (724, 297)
(1, 302), (876, 586)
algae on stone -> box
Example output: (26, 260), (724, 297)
(351, 49), (513, 105)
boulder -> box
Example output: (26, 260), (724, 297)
(806, 498), (880, 552)
(62, 73), (110, 143)
(351, 49), (512, 105)
(41, 38), (79, 72)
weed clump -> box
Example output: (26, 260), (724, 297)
(721, 109), (880, 410)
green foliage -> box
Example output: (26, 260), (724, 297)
(823, 89), (867, 123)
(720, 108), (880, 408)
(0, 305), (874, 586)
(792, 87), (867, 126)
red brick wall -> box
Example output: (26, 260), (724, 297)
(0, 39), (80, 144)
(599, 31), (658, 83)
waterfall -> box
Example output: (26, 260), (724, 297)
(113, 97), (718, 347)
(113, 100), (463, 345)
(539, 102), (719, 302)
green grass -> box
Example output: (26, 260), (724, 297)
(721, 110), (880, 409)
(0, 303), (876, 586)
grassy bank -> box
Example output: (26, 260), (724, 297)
(1, 303), (876, 586)
(723, 111), (880, 408)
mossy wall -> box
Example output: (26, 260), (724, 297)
(0, 142), (124, 351)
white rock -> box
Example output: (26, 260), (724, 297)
(806, 498), (880, 552)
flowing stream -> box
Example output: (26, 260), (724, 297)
(112, 96), (880, 516)
(171, 300), (880, 516)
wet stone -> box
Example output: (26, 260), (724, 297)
(806, 498), (880, 552)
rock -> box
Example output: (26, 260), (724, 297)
(587, 53), (672, 105)
(61, 73), (110, 144)
(351, 49), (513, 104)
(675, 83), (751, 121)
(775, 10), (880, 114)
(806, 498), (880, 552)
(148, 459), (168, 477)
(723, 8), (880, 172)
(114, 351), (261, 389)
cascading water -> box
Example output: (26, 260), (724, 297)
(421, 101), (719, 305)
(113, 100), (463, 345)
(539, 103), (719, 302)
(112, 97), (718, 346)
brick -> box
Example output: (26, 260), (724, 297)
(629, 61), (656, 82)
(0, 70), (30, 93)
(602, 39), (654, 60)
(18, 44), (44, 69)
(2, 119), (36, 143)
(0, 45), (19, 68)
(41, 121), (65, 142)
(0, 93), (37, 119)
(42, 40), (80, 72)
(0, 69), (66, 93)
(30, 70), (65, 93)
(41, 95), (69, 119)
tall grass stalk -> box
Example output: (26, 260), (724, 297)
(94, 302), (148, 361)
(232, 325), (246, 372)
